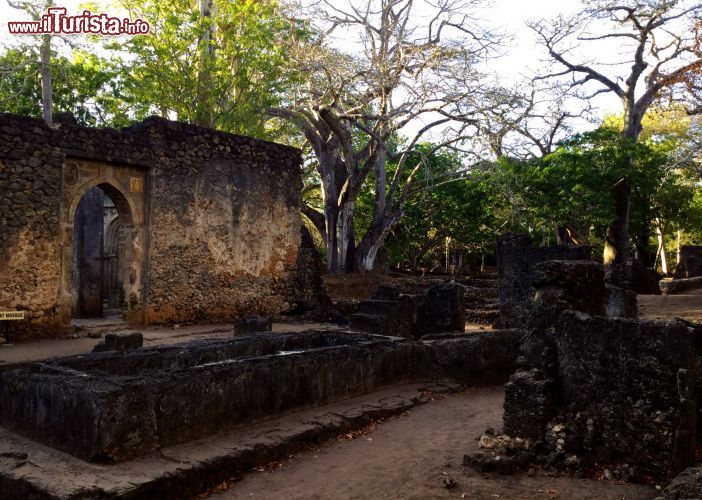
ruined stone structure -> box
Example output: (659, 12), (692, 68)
(676, 245), (702, 278)
(0, 329), (521, 463)
(292, 225), (329, 312)
(350, 282), (465, 338)
(661, 276), (702, 295)
(496, 233), (591, 328)
(469, 259), (698, 483)
(0, 114), (314, 339)
(92, 331), (143, 352)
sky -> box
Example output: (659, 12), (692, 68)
(0, 0), (597, 83)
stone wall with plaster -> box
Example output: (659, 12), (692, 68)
(0, 114), (304, 339)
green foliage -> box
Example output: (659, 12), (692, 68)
(489, 125), (698, 258)
(355, 144), (495, 270)
(678, 189), (702, 244)
(0, 48), (40, 117)
(0, 47), (127, 126)
(111, 0), (307, 139)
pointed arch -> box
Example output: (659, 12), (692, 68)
(68, 177), (143, 226)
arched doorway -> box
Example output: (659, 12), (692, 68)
(59, 159), (147, 328)
(68, 182), (141, 320)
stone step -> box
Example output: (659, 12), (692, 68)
(465, 309), (500, 325)
(462, 286), (498, 299)
(466, 302), (499, 312)
(372, 285), (401, 300)
(349, 313), (387, 335)
(357, 299), (400, 316)
(71, 321), (131, 339)
(463, 278), (499, 289)
(464, 297), (498, 307)
(477, 272), (498, 279)
(465, 295), (499, 306)
(76, 321), (127, 330)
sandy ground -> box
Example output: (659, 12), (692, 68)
(465, 324), (494, 334)
(1, 272), (495, 364)
(638, 287), (702, 322)
(209, 387), (655, 500)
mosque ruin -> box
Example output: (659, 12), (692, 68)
(0, 114), (317, 340)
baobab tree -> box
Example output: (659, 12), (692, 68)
(272, 0), (500, 274)
(529, 0), (702, 284)
(476, 81), (592, 160)
(685, 19), (702, 114)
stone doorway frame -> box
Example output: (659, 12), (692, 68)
(59, 158), (147, 328)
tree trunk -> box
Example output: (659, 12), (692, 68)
(301, 205), (327, 243)
(410, 254), (419, 274)
(323, 200), (339, 274)
(655, 218), (668, 275)
(605, 103), (648, 287)
(554, 225), (567, 245)
(352, 211), (398, 274)
(39, 33), (52, 125)
(445, 237), (451, 273)
(334, 199), (355, 274)
(323, 196), (356, 275)
(634, 217), (653, 267)
(410, 238), (437, 275)
(555, 224), (588, 245)
(603, 178), (631, 287)
(352, 230), (383, 274)
(196, 0), (215, 127)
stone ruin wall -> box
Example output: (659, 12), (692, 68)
(485, 235), (695, 481)
(0, 114), (305, 339)
(0, 116), (65, 338)
(141, 119), (303, 324)
(496, 232), (592, 328)
(499, 260), (697, 482)
(677, 245), (702, 278)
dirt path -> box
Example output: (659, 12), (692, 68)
(210, 387), (655, 500)
(638, 287), (702, 322)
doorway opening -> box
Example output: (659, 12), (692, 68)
(71, 184), (135, 319)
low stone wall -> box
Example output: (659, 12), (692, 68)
(494, 313), (697, 483)
(605, 284), (638, 318)
(414, 283), (465, 336)
(350, 282), (465, 339)
(553, 312), (694, 480)
(421, 330), (522, 385)
(660, 276), (702, 295)
(656, 467), (702, 499)
(0, 329), (522, 463)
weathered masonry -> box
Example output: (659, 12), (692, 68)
(0, 114), (306, 340)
